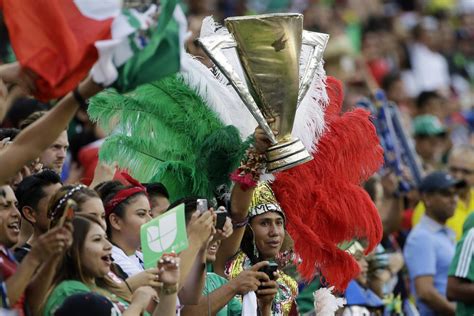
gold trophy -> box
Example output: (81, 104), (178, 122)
(198, 14), (329, 173)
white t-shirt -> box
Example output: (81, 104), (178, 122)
(409, 43), (450, 94)
(111, 245), (144, 277)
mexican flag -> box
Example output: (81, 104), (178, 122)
(0, 0), (185, 101)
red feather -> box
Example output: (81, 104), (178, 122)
(272, 77), (384, 291)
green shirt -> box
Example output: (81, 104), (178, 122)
(203, 272), (242, 316)
(448, 219), (474, 316)
(296, 277), (321, 315)
(44, 280), (128, 316)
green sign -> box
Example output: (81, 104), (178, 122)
(141, 203), (188, 268)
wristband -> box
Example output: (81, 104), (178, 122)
(73, 87), (88, 111)
(124, 280), (133, 293)
(161, 284), (178, 295)
(232, 216), (249, 228)
(230, 146), (266, 190)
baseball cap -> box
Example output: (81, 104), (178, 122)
(419, 171), (466, 193)
(54, 292), (119, 316)
(413, 115), (447, 137)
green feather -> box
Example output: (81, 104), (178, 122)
(89, 74), (249, 201)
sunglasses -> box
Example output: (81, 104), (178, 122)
(449, 166), (474, 175)
(434, 189), (458, 197)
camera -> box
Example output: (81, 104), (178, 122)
(259, 262), (278, 280)
(215, 207), (228, 230)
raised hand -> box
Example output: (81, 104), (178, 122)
(0, 79), (29, 122)
(254, 123), (275, 154)
(90, 161), (118, 188)
(157, 254), (180, 286)
(0, 62), (36, 94)
(187, 210), (216, 248)
(29, 225), (73, 263)
(213, 210), (233, 241)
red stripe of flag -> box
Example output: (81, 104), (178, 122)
(2, 0), (114, 100)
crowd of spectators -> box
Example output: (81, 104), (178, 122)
(0, 0), (472, 315)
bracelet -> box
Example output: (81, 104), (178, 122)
(161, 284), (178, 295)
(124, 280), (133, 293)
(73, 87), (89, 111)
(232, 216), (249, 228)
(230, 146), (266, 191)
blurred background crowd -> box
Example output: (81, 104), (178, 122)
(0, 0), (473, 315)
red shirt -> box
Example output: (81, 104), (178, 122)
(0, 246), (25, 316)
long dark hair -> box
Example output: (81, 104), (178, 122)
(48, 215), (130, 305)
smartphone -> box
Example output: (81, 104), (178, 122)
(196, 199), (208, 213)
(215, 208), (228, 230)
(259, 262), (278, 280)
(51, 199), (77, 229)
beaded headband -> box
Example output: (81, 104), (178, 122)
(49, 184), (87, 219)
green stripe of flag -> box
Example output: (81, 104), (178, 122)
(113, 0), (181, 93)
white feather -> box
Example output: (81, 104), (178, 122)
(197, 15), (329, 149)
(200, 15), (230, 38)
(314, 286), (346, 316)
(292, 44), (328, 153)
(180, 53), (257, 139)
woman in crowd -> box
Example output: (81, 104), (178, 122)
(44, 214), (179, 316)
(50, 185), (106, 227)
(95, 176), (152, 278)
(49, 185), (165, 292)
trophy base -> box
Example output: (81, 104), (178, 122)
(266, 138), (313, 173)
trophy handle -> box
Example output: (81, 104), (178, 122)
(297, 31), (330, 107)
(198, 35), (278, 145)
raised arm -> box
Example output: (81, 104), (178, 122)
(0, 81), (27, 122)
(6, 226), (70, 306)
(214, 126), (272, 276)
(26, 225), (73, 315)
(0, 77), (102, 184)
(178, 210), (214, 304)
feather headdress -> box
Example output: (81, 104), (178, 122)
(89, 16), (383, 292)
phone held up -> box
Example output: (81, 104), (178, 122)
(196, 199), (208, 213)
(197, 199), (229, 230)
(260, 262), (278, 281)
(215, 207), (228, 230)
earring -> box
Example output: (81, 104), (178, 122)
(253, 241), (259, 260)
